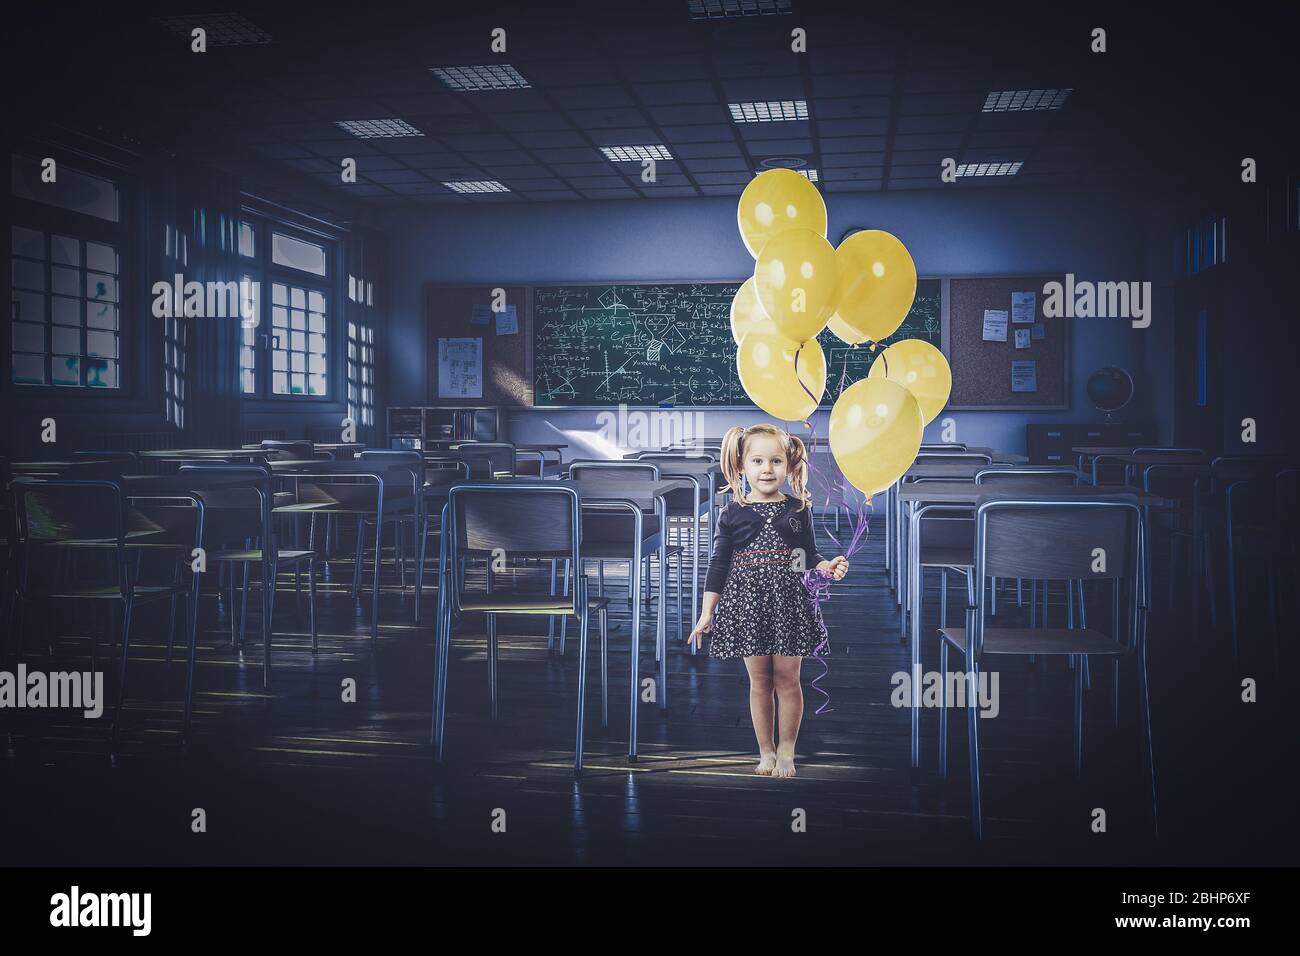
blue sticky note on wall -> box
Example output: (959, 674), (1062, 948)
(496, 304), (518, 335)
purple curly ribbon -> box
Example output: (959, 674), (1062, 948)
(787, 343), (878, 716)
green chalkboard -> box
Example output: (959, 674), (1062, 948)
(532, 278), (942, 407)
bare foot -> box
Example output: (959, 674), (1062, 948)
(755, 752), (777, 775)
(773, 753), (796, 778)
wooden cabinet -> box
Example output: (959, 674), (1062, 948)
(1025, 423), (1158, 464)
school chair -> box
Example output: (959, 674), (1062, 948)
(431, 484), (609, 776)
(938, 499), (1153, 840)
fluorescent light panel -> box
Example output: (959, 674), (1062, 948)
(982, 89), (1072, 112)
(688, 0), (793, 18)
(335, 118), (425, 139)
(729, 100), (807, 123)
(955, 162), (1024, 177)
(157, 12), (271, 45)
(601, 145), (672, 162)
(431, 64), (530, 90)
(754, 168), (817, 181)
(442, 180), (510, 194)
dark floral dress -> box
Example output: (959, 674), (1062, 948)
(709, 500), (829, 659)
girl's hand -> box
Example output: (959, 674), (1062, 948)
(687, 612), (713, 649)
(818, 556), (850, 581)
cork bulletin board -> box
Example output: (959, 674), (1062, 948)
(948, 274), (1070, 409)
(425, 284), (532, 406)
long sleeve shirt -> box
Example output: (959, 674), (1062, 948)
(704, 497), (825, 594)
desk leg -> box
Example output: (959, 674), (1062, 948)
(690, 479), (701, 655)
(629, 506), (642, 761)
(909, 503), (922, 768)
(885, 482), (893, 579)
(657, 494), (668, 710)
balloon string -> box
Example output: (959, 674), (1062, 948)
(801, 569), (834, 715)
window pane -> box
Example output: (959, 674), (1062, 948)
(291, 352), (305, 372)
(290, 286), (305, 309)
(51, 296), (80, 326)
(272, 283), (287, 305)
(52, 355), (80, 386)
(238, 221), (255, 258)
(291, 309), (305, 330)
(308, 290), (324, 312)
(87, 272), (117, 302)
(308, 333), (325, 353)
(12, 353), (45, 385)
(12, 321), (44, 352)
(13, 290), (43, 323)
(272, 306), (287, 327)
(291, 372), (306, 394)
(86, 358), (116, 387)
(11, 225), (43, 258)
(271, 232), (327, 276)
(273, 371), (288, 394)
(52, 326), (80, 355)
(87, 302), (117, 329)
(272, 350), (287, 371)
(241, 368), (255, 393)
(12, 258), (44, 291)
(87, 330), (117, 357)
(309, 312), (324, 333)
(309, 353), (325, 373)
(291, 330), (305, 351)
(51, 235), (80, 266)
(308, 373), (325, 395)
(86, 242), (117, 274)
(11, 154), (120, 222)
(51, 266), (79, 296)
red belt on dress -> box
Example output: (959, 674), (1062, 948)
(733, 547), (794, 572)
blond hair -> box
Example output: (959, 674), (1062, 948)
(719, 423), (812, 512)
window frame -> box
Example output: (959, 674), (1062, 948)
(7, 149), (141, 399)
(236, 211), (341, 405)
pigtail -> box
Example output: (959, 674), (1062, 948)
(786, 434), (812, 513)
(719, 425), (750, 507)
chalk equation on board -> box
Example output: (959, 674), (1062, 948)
(532, 280), (942, 407)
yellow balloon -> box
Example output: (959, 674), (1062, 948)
(867, 339), (952, 425)
(729, 276), (769, 346)
(833, 229), (917, 342)
(827, 311), (869, 346)
(753, 228), (839, 343)
(828, 378), (923, 497)
(737, 320), (826, 423)
(737, 168), (828, 259)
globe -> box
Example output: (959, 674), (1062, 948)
(1086, 367), (1134, 417)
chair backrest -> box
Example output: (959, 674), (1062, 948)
(977, 499), (1139, 581)
(915, 452), (992, 466)
(1141, 463), (1200, 503)
(975, 467), (1079, 487)
(1225, 478), (1272, 530)
(631, 450), (718, 461)
(1134, 447), (1204, 457)
(969, 499), (1142, 658)
(260, 439), (315, 460)
(449, 442), (517, 477)
(449, 484), (579, 565)
(920, 443), (968, 452)
(177, 464), (272, 541)
(13, 480), (129, 598)
(569, 460), (659, 480)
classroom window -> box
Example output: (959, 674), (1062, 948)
(10, 225), (121, 387)
(11, 154), (119, 222)
(269, 281), (327, 395)
(239, 273), (258, 394)
(165, 315), (187, 427)
(347, 319), (375, 427)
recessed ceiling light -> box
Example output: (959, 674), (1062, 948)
(729, 100), (808, 123)
(601, 145), (673, 162)
(955, 162), (1024, 177)
(688, 0), (793, 18)
(755, 167), (818, 181)
(431, 64), (530, 91)
(335, 118), (425, 139)
(442, 180), (510, 194)
(157, 12), (271, 45)
(982, 89), (1072, 112)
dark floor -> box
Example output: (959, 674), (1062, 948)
(2, 511), (1296, 866)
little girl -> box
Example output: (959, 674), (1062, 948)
(688, 424), (849, 778)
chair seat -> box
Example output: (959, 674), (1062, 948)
(515, 460), (565, 478)
(919, 546), (974, 569)
(938, 626), (1128, 656)
(457, 592), (611, 614)
(580, 542), (683, 560)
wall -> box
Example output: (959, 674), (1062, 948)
(386, 185), (1167, 458)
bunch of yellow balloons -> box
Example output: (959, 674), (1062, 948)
(732, 168), (953, 496)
